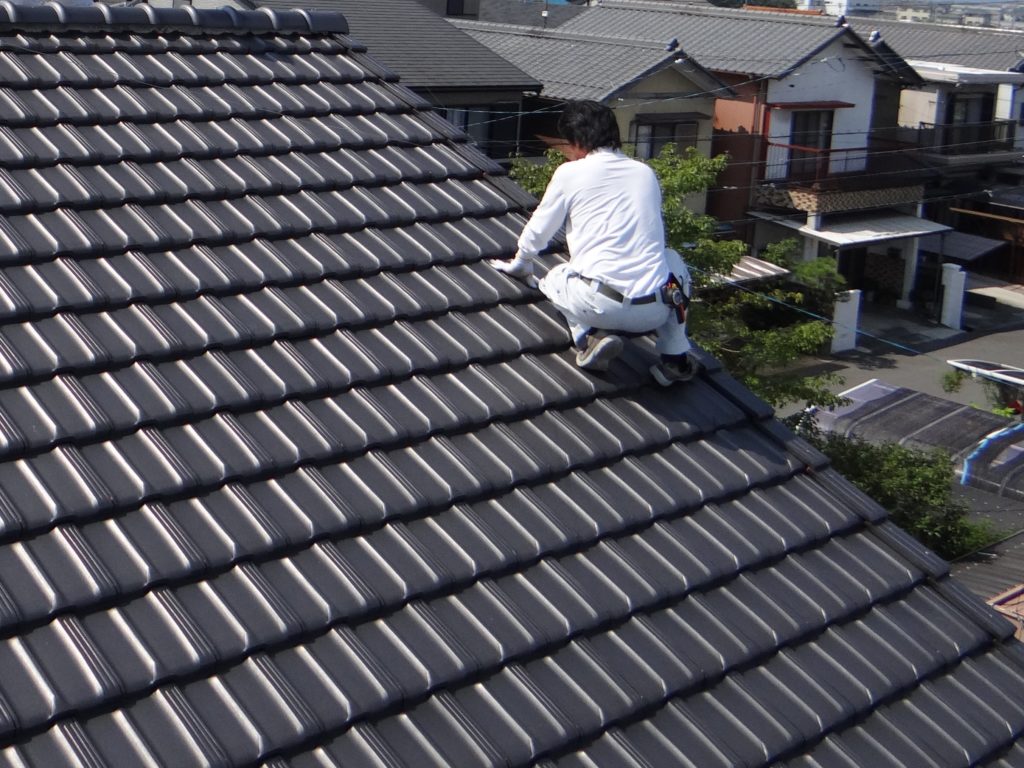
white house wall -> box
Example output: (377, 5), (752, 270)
(997, 83), (1024, 150)
(898, 85), (942, 136)
(763, 37), (876, 180)
(899, 82), (1024, 151)
(823, 0), (881, 15)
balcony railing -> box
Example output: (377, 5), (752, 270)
(916, 119), (1016, 155)
(754, 139), (934, 211)
(873, 119), (1020, 156)
(764, 142), (871, 184)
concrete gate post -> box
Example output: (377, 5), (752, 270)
(831, 289), (861, 354)
(940, 263), (966, 330)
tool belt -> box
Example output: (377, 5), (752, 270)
(661, 274), (690, 323)
(579, 276), (659, 305)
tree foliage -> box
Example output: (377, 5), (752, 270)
(808, 433), (1000, 560)
(510, 144), (843, 410)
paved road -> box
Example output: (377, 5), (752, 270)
(823, 326), (1024, 409)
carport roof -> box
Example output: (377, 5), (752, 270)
(752, 210), (951, 247)
(921, 230), (1008, 262)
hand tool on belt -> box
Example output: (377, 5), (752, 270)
(661, 274), (690, 323)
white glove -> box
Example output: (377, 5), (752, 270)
(491, 253), (538, 288)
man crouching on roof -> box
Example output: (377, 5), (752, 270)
(492, 99), (698, 386)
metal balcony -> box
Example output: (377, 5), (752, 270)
(917, 119), (1016, 156)
(753, 140), (933, 213)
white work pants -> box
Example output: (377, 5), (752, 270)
(538, 261), (692, 356)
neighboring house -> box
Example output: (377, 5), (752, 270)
(955, 531), (1024, 641)
(896, 6), (936, 22)
(815, 379), (1024, 501)
(849, 17), (1024, 282)
(850, 19), (1024, 166)
(3, 4), (1024, 766)
(249, 0), (540, 160)
(453, 19), (731, 213)
(555, 1), (960, 332)
(893, 60), (1024, 166)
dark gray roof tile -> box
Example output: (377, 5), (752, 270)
(402, 695), (502, 767)
(175, 680), (264, 764)
(623, 709), (738, 768)
(447, 676), (540, 764)
(838, 715), (955, 767)
(23, 527), (114, 606)
(302, 723), (394, 768)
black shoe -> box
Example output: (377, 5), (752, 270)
(575, 334), (624, 371)
(650, 354), (699, 386)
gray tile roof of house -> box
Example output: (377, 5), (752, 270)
(476, 0), (587, 28)
(954, 529), (1024, 602)
(454, 19), (731, 101)
(557, 0), (914, 79)
(1, 3), (1024, 766)
(254, 0), (540, 91)
(848, 17), (1024, 72)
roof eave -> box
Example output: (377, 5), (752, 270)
(605, 51), (737, 102)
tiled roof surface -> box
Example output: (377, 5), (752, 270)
(955, 530), (1024, 602)
(0, 4), (1023, 766)
(848, 17), (1024, 72)
(453, 19), (718, 102)
(255, 0), (540, 92)
(557, 0), (849, 76)
(476, 0), (587, 28)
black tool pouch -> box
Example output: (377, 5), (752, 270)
(661, 276), (690, 324)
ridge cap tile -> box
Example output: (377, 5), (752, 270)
(0, 2), (349, 37)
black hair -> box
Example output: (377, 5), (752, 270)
(557, 100), (621, 152)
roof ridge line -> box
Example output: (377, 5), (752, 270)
(0, 1), (349, 35)
(455, 17), (670, 50)
(592, 0), (838, 26)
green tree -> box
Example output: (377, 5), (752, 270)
(809, 433), (1000, 560)
(510, 144), (844, 410)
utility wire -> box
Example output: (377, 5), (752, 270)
(703, 185), (995, 228)
(685, 258), (931, 356)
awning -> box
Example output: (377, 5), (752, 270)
(719, 254), (790, 285)
(750, 210), (951, 247)
(919, 231), (1006, 262)
(767, 101), (855, 110)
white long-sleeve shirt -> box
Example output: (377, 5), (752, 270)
(517, 148), (670, 297)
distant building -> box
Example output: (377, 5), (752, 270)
(822, 0), (880, 15)
(849, 17), (1024, 281)
(895, 5), (934, 22)
(454, 18), (730, 214)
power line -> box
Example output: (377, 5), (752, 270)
(684, 258), (931, 357)
(705, 184), (995, 228)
